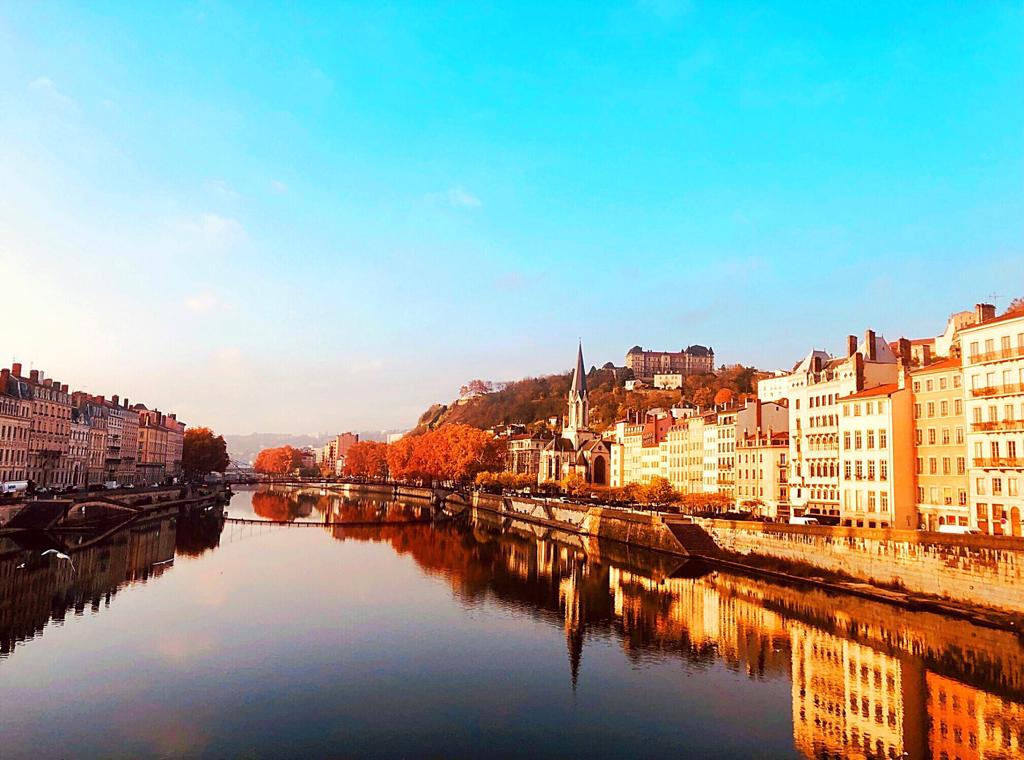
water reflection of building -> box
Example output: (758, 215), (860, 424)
(928, 672), (1024, 760)
(0, 512), (223, 657)
(321, 499), (1024, 760)
(790, 620), (927, 760)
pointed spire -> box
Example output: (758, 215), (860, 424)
(570, 341), (587, 397)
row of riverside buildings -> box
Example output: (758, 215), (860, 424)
(0, 363), (185, 489)
(505, 302), (1024, 536)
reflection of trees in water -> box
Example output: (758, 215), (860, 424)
(175, 510), (226, 557)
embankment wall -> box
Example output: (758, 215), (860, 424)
(703, 520), (1024, 613)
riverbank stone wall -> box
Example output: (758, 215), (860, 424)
(702, 520), (1024, 613)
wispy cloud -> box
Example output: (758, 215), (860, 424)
(173, 213), (246, 251)
(204, 179), (239, 201)
(426, 186), (482, 209)
(269, 179), (289, 194)
(28, 76), (74, 108)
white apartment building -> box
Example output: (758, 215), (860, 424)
(960, 306), (1024, 536)
(782, 331), (901, 520)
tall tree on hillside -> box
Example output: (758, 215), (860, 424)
(182, 427), (230, 481)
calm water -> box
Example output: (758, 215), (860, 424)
(2, 486), (1023, 759)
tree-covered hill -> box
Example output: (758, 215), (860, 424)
(417, 365), (764, 432)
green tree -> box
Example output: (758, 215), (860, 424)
(182, 427), (230, 481)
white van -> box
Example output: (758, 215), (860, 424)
(789, 515), (820, 526)
(937, 524), (980, 535)
(1, 481), (28, 495)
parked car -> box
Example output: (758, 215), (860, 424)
(936, 524), (980, 535)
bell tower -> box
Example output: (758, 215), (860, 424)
(564, 342), (593, 448)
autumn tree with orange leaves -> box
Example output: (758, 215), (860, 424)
(253, 445), (304, 476)
(384, 424), (503, 484)
(343, 441), (389, 480)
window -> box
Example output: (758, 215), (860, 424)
(956, 457), (965, 475)
(868, 492), (876, 512)
(917, 457), (924, 474)
(913, 381), (921, 392)
(879, 430), (887, 448)
(940, 400), (948, 417)
(914, 404), (922, 419)
(941, 428), (950, 445)
(844, 462), (852, 479)
(969, 341), (979, 359)
(976, 478), (986, 496)
(867, 430), (875, 449)
(1009, 479), (1019, 497)
(927, 402), (935, 418)
(915, 429), (923, 445)
(954, 399), (963, 415)
(929, 457), (937, 475)
(880, 493), (888, 512)
(917, 486), (925, 502)
(942, 457), (951, 475)
(878, 400), (886, 413)
(928, 429), (937, 445)
(993, 478), (1003, 495)
(855, 431), (862, 449)
(844, 431), (851, 449)
(940, 377), (948, 390)
(956, 427), (964, 444)
(880, 461), (888, 481)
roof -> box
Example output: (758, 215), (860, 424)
(911, 356), (961, 374)
(570, 342), (587, 396)
(840, 383), (899, 401)
(959, 308), (1024, 332)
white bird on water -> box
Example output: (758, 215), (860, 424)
(41, 549), (76, 573)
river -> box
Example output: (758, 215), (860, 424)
(1, 485), (1022, 758)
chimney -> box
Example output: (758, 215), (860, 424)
(11, 362), (21, 377)
(975, 303), (995, 324)
(847, 335), (858, 357)
(112, 394), (119, 405)
(43, 378), (52, 388)
(864, 329), (877, 361)
(1, 368), (8, 390)
(896, 337), (912, 366)
(61, 383), (68, 394)
(29, 370), (38, 383)
(898, 362), (909, 390)
(123, 398), (129, 408)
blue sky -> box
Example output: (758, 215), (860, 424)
(1, 1), (1022, 434)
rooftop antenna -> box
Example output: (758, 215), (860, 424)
(988, 291), (1002, 310)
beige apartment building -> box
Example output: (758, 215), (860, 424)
(735, 432), (789, 519)
(664, 414), (705, 494)
(910, 357), (968, 530)
(961, 306), (1024, 536)
(837, 373), (916, 530)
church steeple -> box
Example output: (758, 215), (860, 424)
(565, 341), (591, 445)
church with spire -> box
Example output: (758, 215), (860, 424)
(538, 342), (611, 486)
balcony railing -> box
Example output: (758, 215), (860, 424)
(971, 383), (1024, 398)
(971, 420), (1024, 432)
(968, 345), (1024, 365)
(974, 457), (1023, 468)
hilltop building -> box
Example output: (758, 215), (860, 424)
(625, 344), (714, 382)
(538, 344), (610, 486)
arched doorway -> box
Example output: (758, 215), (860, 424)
(1012, 507), (1022, 538)
(591, 456), (607, 486)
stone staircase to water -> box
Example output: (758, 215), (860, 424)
(663, 518), (722, 557)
